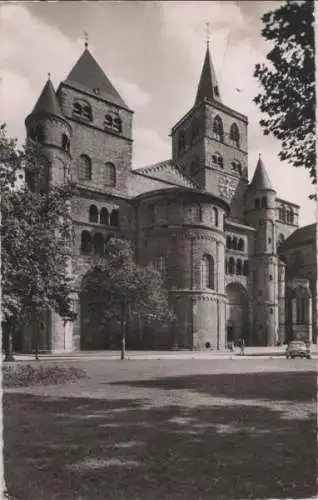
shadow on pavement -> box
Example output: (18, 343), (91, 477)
(111, 370), (317, 402)
(4, 370), (317, 500)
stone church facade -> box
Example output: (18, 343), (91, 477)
(20, 44), (317, 352)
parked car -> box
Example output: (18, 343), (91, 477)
(285, 341), (311, 359)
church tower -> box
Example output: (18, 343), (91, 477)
(56, 45), (133, 195)
(24, 76), (72, 352)
(55, 44), (134, 350)
(245, 155), (279, 346)
(25, 76), (72, 190)
(170, 42), (248, 221)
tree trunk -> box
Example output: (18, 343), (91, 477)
(4, 317), (15, 362)
(120, 305), (127, 360)
(0, 192), (10, 496)
(32, 305), (39, 361)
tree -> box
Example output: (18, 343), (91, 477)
(0, 124), (76, 360)
(254, 0), (316, 191)
(81, 238), (174, 360)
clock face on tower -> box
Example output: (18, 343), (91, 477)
(217, 175), (237, 201)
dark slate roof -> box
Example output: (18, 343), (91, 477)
(280, 223), (317, 250)
(31, 78), (64, 119)
(195, 45), (222, 105)
(249, 155), (274, 191)
(65, 49), (128, 109)
(136, 159), (200, 189)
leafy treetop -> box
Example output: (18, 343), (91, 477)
(254, 0), (315, 189)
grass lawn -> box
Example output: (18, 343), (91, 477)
(4, 359), (317, 500)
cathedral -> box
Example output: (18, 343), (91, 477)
(20, 42), (317, 352)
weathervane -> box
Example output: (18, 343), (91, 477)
(84, 31), (89, 49)
(205, 22), (210, 47)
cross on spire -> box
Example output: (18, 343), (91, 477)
(84, 31), (89, 49)
(205, 22), (210, 47)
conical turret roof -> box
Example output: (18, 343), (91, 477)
(249, 155), (274, 191)
(30, 78), (64, 119)
(195, 45), (222, 105)
(65, 48), (128, 109)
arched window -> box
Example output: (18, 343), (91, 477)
(93, 233), (104, 256)
(231, 160), (242, 174)
(261, 197), (267, 208)
(62, 134), (70, 153)
(25, 170), (36, 191)
(255, 198), (260, 209)
(35, 124), (45, 143)
(212, 152), (224, 169)
(286, 210), (293, 224)
(213, 207), (218, 227)
(296, 288), (308, 324)
(232, 237), (238, 250)
(225, 258), (229, 274)
(278, 207), (283, 220)
(113, 117), (122, 133)
(186, 204), (201, 222)
(83, 104), (92, 121)
(243, 260), (249, 276)
(178, 130), (186, 153)
(100, 207), (109, 225)
(79, 155), (92, 181)
(238, 238), (244, 251)
(89, 205), (98, 223)
(104, 114), (113, 128)
(105, 162), (116, 186)
(226, 236), (232, 249)
(299, 296), (306, 324)
(228, 257), (235, 275)
(73, 101), (92, 121)
(236, 259), (243, 275)
(81, 231), (92, 254)
(230, 123), (240, 148)
(200, 254), (214, 289)
(213, 116), (224, 142)
(110, 209), (119, 227)
(28, 128), (36, 141)
(73, 102), (82, 116)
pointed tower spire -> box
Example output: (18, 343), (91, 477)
(65, 48), (129, 109)
(30, 76), (64, 119)
(249, 154), (274, 191)
(195, 43), (222, 105)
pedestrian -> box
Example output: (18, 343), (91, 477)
(240, 338), (245, 356)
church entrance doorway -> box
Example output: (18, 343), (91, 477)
(225, 282), (249, 345)
(79, 271), (120, 350)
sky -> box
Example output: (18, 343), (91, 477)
(0, 1), (316, 226)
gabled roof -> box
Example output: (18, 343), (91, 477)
(30, 78), (64, 119)
(249, 155), (275, 191)
(136, 159), (200, 189)
(280, 223), (316, 250)
(195, 45), (222, 105)
(65, 49), (128, 109)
